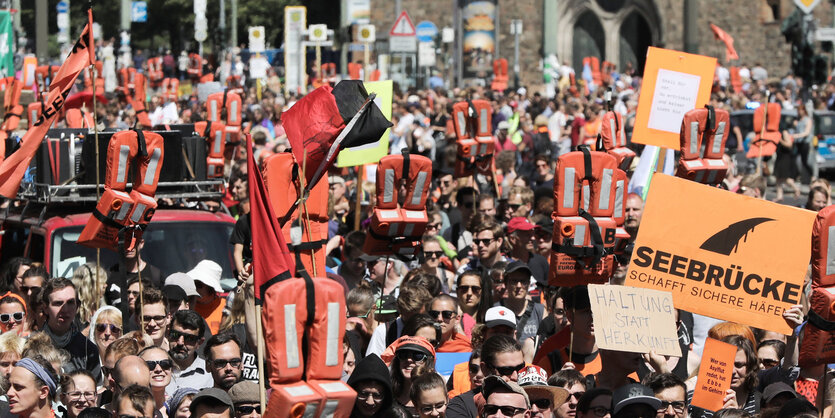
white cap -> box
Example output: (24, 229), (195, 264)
(164, 272), (200, 297)
(187, 260), (223, 293)
(485, 306), (516, 329)
(497, 120), (510, 130)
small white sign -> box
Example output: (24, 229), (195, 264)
(418, 42), (435, 67)
(817, 27), (835, 42)
(358, 24), (376, 43)
(309, 24), (328, 42)
(648, 68), (701, 134)
(249, 56), (270, 79)
(249, 26), (266, 52)
(442, 27), (454, 43)
(389, 36), (416, 52)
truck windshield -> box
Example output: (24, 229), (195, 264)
(51, 222), (235, 284)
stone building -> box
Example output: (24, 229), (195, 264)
(367, 0), (835, 87)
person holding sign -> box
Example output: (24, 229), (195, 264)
(688, 335), (759, 418)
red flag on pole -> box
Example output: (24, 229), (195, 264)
(710, 23), (739, 61)
(87, 7), (95, 65)
(0, 23), (94, 198)
(247, 135), (295, 304)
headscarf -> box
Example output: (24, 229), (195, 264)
(88, 305), (122, 344)
(16, 357), (57, 396)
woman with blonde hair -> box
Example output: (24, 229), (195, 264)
(72, 263), (108, 329)
(88, 306), (122, 367)
(0, 330), (25, 383)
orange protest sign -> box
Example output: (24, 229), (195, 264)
(625, 175), (815, 334)
(632, 47), (716, 149)
(691, 338), (737, 412)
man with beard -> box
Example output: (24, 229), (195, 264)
(204, 333), (245, 390)
(167, 309), (212, 395)
(624, 193), (644, 241)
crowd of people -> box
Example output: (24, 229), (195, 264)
(0, 35), (834, 418)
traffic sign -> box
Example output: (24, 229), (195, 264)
(358, 24), (375, 43)
(390, 11), (416, 36)
(416, 21), (438, 43)
(194, 0), (207, 15)
(56, 1), (68, 13)
(309, 24), (328, 42)
(131, 1), (148, 23)
(195, 15), (208, 42)
(817, 27), (835, 42)
(418, 42), (435, 66)
(57, 13), (69, 30)
(795, 0), (821, 14)
(249, 26), (266, 52)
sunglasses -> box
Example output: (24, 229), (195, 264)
(473, 238), (495, 246)
(423, 250), (444, 259)
(484, 404), (527, 417)
(212, 358), (243, 368)
(469, 363), (481, 374)
(760, 358), (779, 368)
(169, 329), (200, 344)
(588, 406), (611, 417)
(396, 350), (428, 363)
(96, 323), (122, 334)
(0, 312), (24, 323)
(426, 223), (440, 230)
(145, 359), (173, 371)
(532, 398), (551, 409)
(568, 391), (586, 401)
(508, 203), (522, 211)
(236, 405), (261, 414)
(429, 310), (456, 320)
(459, 285), (482, 294)
(489, 362), (526, 377)
(20, 285), (41, 294)
(143, 315), (166, 325)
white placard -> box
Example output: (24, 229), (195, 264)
(647, 68), (701, 134)
(249, 26), (265, 52)
(249, 56), (270, 79)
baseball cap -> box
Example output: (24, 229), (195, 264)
(777, 398), (817, 418)
(763, 382), (797, 403)
(498, 120), (510, 130)
(374, 295), (398, 315)
(164, 272), (199, 299)
(190, 388), (234, 413)
(505, 261), (532, 278)
(507, 217), (536, 234)
(328, 175), (346, 185)
(228, 381), (260, 404)
(518, 365), (569, 409)
(485, 306), (517, 329)
(535, 217), (554, 232)
(483, 375), (530, 408)
(612, 383), (661, 415)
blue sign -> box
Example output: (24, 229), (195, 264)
(131, 1), (148, 23)
(56, 1), (69, 13)
(415, 21), (438, 43)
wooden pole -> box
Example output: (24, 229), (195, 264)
(364, 42), (370, 81)
(354, 167), (363, 231)
(256, 305), (266, 412)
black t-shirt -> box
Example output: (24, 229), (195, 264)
(229, 214), (252, 263)
(105, 263), (163, 305)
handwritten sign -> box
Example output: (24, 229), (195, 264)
(587, 284), (681, 357)
(632, 47), (716, 149)
(691, 338), (737, 412)
(625, 175), (815, 334)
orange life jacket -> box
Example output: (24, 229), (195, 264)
(187, 53), (203, 80)
(146, 57), (164, 86)
(549, 146), (620, 287)
(35, 65), (61, 93)
(452, 100), (495, 178)
(746, 103), (781, 159)
(77, 130), (165, 252)
(596, 111), (635, 171)
(1, 77), (23, 131)
(491, 58), (508, 92)
(161, 78), (179, 102)
(800, 206), (835, 367)
(21, 56), (38, 90)
(675, 105), (729, 185)
(364, 151), (432, 257)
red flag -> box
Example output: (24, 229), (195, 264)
(710, 23), (739, 61)
(87, 8), (95, 65)
(0, 23), (94, 198)
(247, 135), (295, 303)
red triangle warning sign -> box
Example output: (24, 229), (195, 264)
(390, 11), (416, 37)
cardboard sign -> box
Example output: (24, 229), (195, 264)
(588, 284), (681, 356)
(632, 47), (716, 149)
(691, 338), (737, 412)
(625, 175), (815, 334)
(335, 80), (392, 167)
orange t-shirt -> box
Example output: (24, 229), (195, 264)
(195, 296), (226, 335)
(437, 333), (473, 353)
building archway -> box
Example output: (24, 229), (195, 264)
(619, 11), (653, 74)
(572, 11), (606, 71)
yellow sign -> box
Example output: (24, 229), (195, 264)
(625, 175), (816, 334)
(335, 80), (393, 167)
